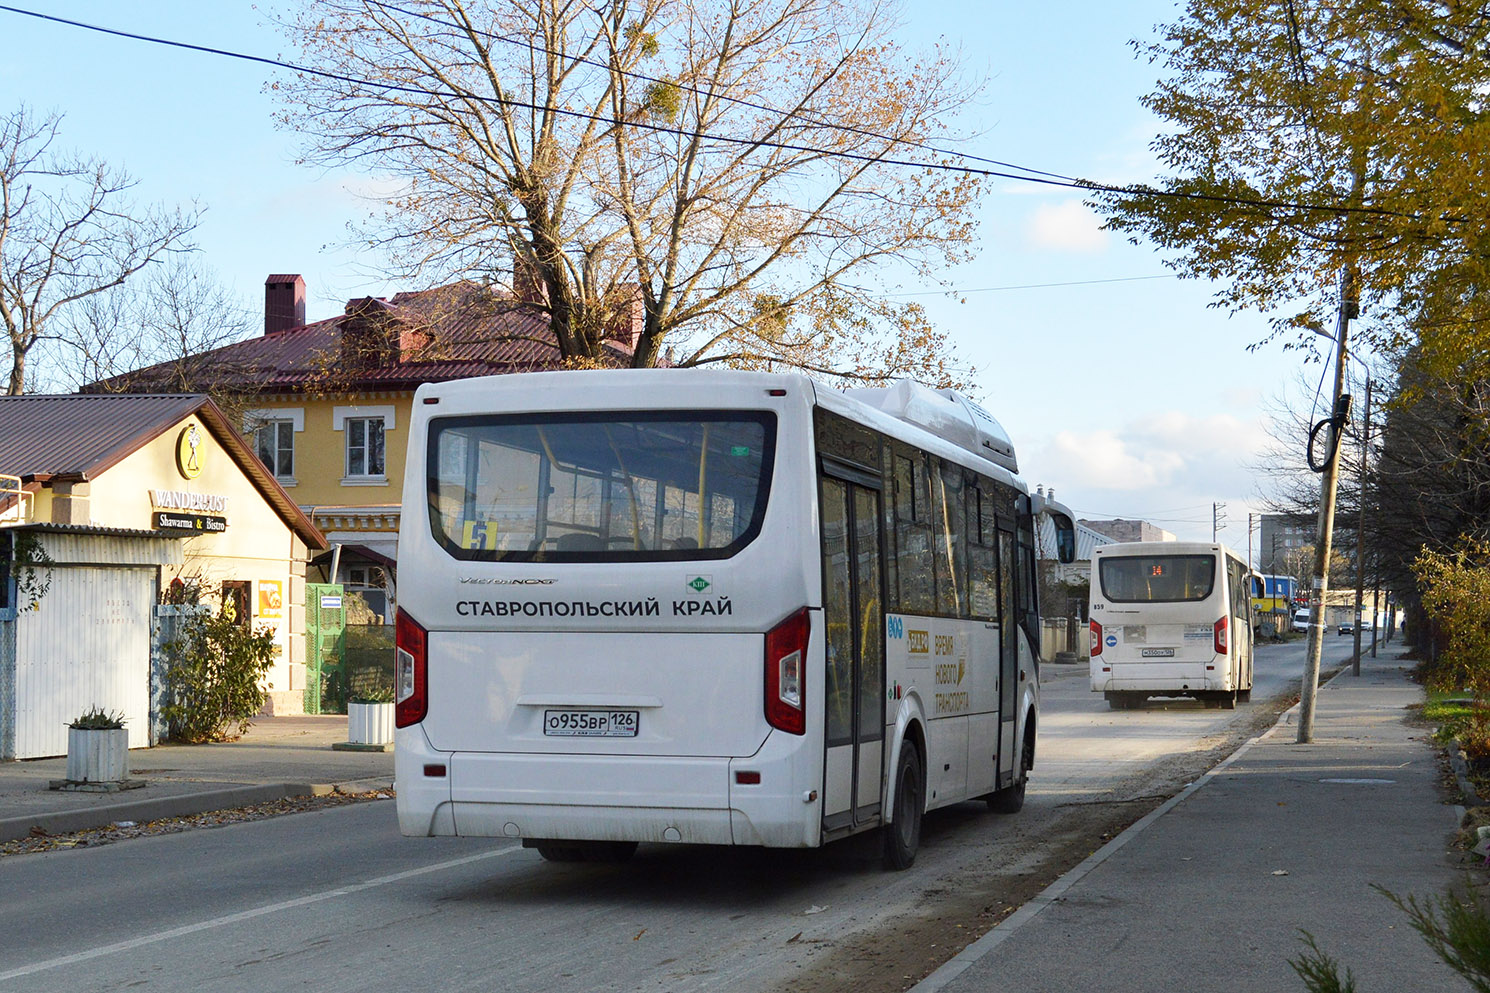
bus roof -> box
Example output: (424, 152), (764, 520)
(1092, 540), (1244, 560)
(415, 368), (1028, 490)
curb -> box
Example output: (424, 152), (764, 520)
(1448, 740), (1484, 807)
(0, 780), (391, 844)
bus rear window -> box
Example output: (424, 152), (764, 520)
(1099, 555), (1216, 603)
(427, 411), (775, 561)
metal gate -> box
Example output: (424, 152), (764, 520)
(14, 566), (156, 759)
(304, 583), (346, 714)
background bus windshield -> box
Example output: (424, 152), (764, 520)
(1099, 555), (1216, 603)
(427, 412), (774, 561)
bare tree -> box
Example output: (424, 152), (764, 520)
(278, 0), (982, 386)
(0, 106), (199, 395)
(56, 256), (261, 418)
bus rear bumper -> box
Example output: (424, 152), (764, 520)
(1092, 664), (1234, 694)
(393, 726), (818, 848)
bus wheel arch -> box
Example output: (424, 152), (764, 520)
(987, 716), (1034, 815)
(882, 727), (925, 870)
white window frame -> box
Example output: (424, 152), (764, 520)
(244, 408), (304, 485)
(334, 405), (394, 484)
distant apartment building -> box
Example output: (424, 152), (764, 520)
(1078, 518), (1177, 543)
(1258, 513), (1313, 572)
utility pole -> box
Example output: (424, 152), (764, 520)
(1212, 501), (1226, 541)
(1350, 378), (1373, 676)
(1298, 268), (1355, 743)
(1247, 513), (1255, 573)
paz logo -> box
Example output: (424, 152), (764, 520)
(686, 575), (711, 593)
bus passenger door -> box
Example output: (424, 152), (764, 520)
(820, 473), (886, 834)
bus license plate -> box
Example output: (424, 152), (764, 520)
(1141, 648), (1175, 658)
(543, 709), (640, 737)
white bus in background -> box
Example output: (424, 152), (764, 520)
(1088, 541), (1254, 710)
(393, 370), (1075, 870)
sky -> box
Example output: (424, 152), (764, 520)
(0, 1), (1340, 552)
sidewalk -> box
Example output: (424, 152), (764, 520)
(0, 715), (394, 843)
(915, 649), (1472, 993)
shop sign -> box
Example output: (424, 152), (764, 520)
(150, 489), (230, 513)
(154, 511), (228, 534)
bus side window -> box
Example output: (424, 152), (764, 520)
(881, 443), (898, 609)
(893, 451), (934, 613)
(933, 459), (966, 617)
(1015, 494), (1036, 633)
(967, 486), (999, 622)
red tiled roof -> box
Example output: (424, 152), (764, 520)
(91, 281), (636, 395)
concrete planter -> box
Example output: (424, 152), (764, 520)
(347, 702), (395, 746)
(65, 726), (129, 783)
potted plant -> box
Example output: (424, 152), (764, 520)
(65, 708), (129, 783)
(346, 685), (395, 748)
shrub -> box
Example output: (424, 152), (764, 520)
(161, 605), (277, 743)
(1293, 886), (1490, 993)
(69, 707), (125, 730)
(348, 684), (395, 705)
(1414, 540), (1490, 758)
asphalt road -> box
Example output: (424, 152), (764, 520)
(0, 635), (1363, 993)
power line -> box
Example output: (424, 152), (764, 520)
(885, 274), (1176, 297)
(0, 2), (1441, 224)
(371, 0), (1083, 187)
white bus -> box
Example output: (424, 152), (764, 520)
(1089, 541), (1254, 710)
(394, 370), (1075, 869)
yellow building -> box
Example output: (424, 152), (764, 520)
(97, 274), (640, 621)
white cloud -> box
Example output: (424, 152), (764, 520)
(1026, 200), (1108, 252)
(1038, 428), (1184, 491)
(1026, 411), (1274, 543)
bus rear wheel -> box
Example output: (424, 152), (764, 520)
(882, 741), (923, 871)
(987, 728), (1033, 814)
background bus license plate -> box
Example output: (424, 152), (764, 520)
(544, 709), (639, 737)
(1141, 648), (1175, 658)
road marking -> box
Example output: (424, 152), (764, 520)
(0, 845), (521, 982)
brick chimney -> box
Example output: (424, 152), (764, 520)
(340, 297), (428, 366)
(513, 255), (548, 306)
(605, 282), (645, 351)
(265, 274), (307, 335)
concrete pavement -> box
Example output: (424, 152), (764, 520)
(0, 715), (393, 843)
(915, 649), (1472, 993)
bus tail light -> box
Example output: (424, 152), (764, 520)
(765, 607), (809, 735)
(1214, 615), (1229, 656)
(1090, 620), (1103, 657)
(395, 607), (428, 728)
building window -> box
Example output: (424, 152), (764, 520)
(255, 419), (295, 479)
(221, 580), (251, 628)
(346, 417), (386, 478)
